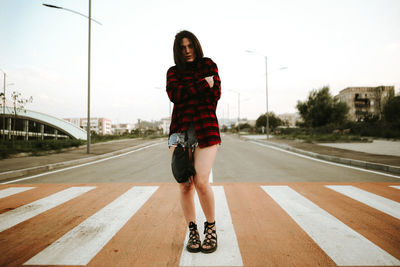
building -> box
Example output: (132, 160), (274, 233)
(1, 107), (86, 140)
(218, 118), (240, 128)
(83, 118), (112, 135)
(64, 117), (112, 135)
(336, 86), (394, 121)
(277, 113), (299, 127)
(160, 117), (171, 135)
(112, 123), (136, 135)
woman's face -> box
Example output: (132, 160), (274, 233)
(181, 37), (196, 62)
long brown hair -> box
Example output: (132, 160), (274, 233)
(173, 30), (204, 72)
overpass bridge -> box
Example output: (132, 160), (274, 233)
(0, 107), (86, 140)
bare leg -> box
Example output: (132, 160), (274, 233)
(170, 146), (196, 224)
(193, 145), (218, 250)
(179, 178), (196, 224)
(171, 146), (199, 251)
(193, 144), (218, 222)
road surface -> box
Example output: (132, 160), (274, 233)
(5, 134), (399, 184)
(1, 134), (399, 266)
(0, 183), (399, 266)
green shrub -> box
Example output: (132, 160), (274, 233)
(0, 139), (86, 159)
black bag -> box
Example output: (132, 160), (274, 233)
(171, 144), (196, 183)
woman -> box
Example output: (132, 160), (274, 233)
(166, 30), (221, 254)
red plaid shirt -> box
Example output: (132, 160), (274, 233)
(166, 57), (221, 148)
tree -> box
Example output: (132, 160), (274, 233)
(256, 112), (283, 132)
(11, 91), (33, 141)
(296, 86), (348, 127)
(238, 123), (253, 132)
(383, 96), (400, 125)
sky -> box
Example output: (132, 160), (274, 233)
(1, 0), (399, 124)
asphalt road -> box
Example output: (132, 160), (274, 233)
(2, 135), (400, 266)
(11, 134), (399, 184)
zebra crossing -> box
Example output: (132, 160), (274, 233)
(0, 183), (399, 266)
(262, 185), (399, 266)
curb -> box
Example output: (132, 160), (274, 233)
(0, 139), (164, 182)
(245, 138), (400, 175)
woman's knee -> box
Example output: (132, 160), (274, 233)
(179, 180), (195, 194)
(194, 175), (211, 194)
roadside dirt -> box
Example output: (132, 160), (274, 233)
(268, 138), (400, 167)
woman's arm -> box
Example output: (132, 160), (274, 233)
(166, 67), (189, 104)
(166, 59), (221, 104)
(192, 59), (221, 103)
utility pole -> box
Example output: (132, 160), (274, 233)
(43, 1), (101, 153)
(265, 56), (269, 139)
(1, 70), (6, 141)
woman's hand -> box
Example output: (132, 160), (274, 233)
(204, 76), (214, 88)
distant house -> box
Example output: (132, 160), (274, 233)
(160, 117), (171, 135)
(336, 86), (394, 121)
(64, 117), (112, 135)
(277, 113), (299, 127)
(112, 123), (136, 135)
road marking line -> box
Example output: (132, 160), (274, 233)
(1, 142), (163, 184)
(390, 185), (400, 190)
(0, 186), (95, 232)
(24, 186), (158, 266)
(261, 185), (400, 266)
(326, 185), (400, 220)
(179, 186), (243, 266)
(250, 141), (400, 179)
(0, 187), (35, 199)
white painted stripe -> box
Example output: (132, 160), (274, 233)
(1, 142), (163, 184)
(390, 185), (400, 190)
(0, 186), (95, 232)
(24, 186), (158, 266)
(179, 186), (243, 266)
(262, 185), (400, 266)
(326, 185), (400, 220)
(0, 187), (35, 199)
(250, 141), (400, 179)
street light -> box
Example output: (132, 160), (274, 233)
(245, 50), (287, 139)
(42, 4), (102, 25)
(0, 69), (12, 141)
(43, 2), (102, 154)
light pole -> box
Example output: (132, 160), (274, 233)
(0, 69), (11, 141)
(245, 50), (287, 139)
(43, 2), (102, 153)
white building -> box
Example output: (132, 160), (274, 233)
(277, 113), (299, 127)
(160, 117), (171, 135)
(64, 117), (112, 135)
(112, 123), (136, 135)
